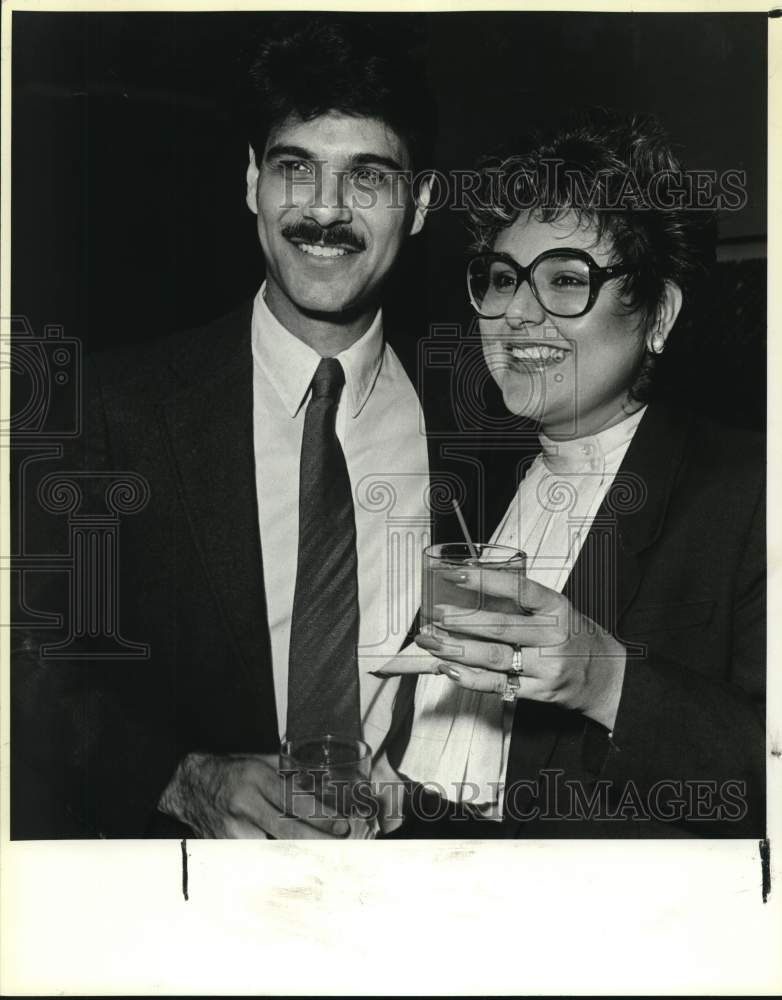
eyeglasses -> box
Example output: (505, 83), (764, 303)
(466, 248), (631, 319)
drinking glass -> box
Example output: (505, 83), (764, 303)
(278, 733), (374, 831)
(421, 542), (527, 634)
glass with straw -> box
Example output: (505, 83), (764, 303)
(421, 500), (527, 637)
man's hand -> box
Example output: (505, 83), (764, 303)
(157, 752), (354, 839)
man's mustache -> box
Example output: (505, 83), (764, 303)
(281, 221), (365, 252)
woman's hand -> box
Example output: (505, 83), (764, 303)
(413, 568), (627, 730)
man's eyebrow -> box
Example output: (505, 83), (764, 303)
(264, 144), (317, 161)
(350, 152), (406, 172)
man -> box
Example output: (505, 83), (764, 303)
(12, 15), (436, 839)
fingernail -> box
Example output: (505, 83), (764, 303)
(439, 664), (461, 680)
(416, 633), (442, 650)
(332, 819), (350, 837)
(432, 604), (445, 622)
(441, 571), (468, 583)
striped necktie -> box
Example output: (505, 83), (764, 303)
(286, 357), (361, 741)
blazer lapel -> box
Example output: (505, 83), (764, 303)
(506, 403), (692, 799)
(160, 304), (278, 740)
(563, 402), (691, 629)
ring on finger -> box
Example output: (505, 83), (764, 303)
(501, 646), (523, 702)
(501, 671), (521, 702)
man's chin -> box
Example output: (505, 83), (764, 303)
(264, 271), (381, 332)
(291, 294), (375, 326)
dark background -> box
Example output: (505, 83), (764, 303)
(11, 11), (767, 426)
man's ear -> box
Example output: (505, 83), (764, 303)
(646, 280), (683, 354)
(246, 145), (260, 215)
(408, 172), (433, 236)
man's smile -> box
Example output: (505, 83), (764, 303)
(281, 218), (366, 263)
(287, 237), (362, 260)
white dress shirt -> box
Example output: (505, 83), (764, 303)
(393, 405), (647, 815)
(251, 284), (429, 747)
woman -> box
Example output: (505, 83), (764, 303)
(379, 110), (765, 838)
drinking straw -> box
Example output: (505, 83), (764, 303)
(452, 499), (479, 560)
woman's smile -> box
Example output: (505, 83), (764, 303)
(502, 340), (570, 369)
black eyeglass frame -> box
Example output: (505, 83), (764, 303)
(466, 248), (631, 319)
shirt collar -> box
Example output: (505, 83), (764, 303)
(251, 282), (384, 418)
(539, 405), (648, 474)
(338, 309), (385, 417)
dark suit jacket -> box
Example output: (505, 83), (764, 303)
(10, 301), (472, 838)
(390, 401), (766, 838)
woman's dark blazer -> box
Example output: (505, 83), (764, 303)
(508, 402), (765, 837)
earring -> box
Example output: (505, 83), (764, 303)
(649, 331), (665, 355)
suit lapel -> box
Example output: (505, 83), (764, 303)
(386, 321), (530, 545)
(161, 304), (278, 741)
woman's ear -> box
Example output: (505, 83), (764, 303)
(646, 280), (683, 354)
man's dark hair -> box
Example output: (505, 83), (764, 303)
(242, 14), (434, 175)
(468, 109), (718, 402)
